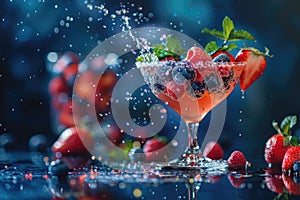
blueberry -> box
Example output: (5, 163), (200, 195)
(222, 70), (234, 90)
(153, 83), (166, 92)
(212, 53), (231, 62)
(293, 160), (300, 172)
(172, 66), (195, 84)
(188, 81), (206, 98)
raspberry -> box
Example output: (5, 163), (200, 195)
(227, 151), (247, 169)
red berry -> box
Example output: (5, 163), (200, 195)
(185, 47), (212, 63)
(235, 48), (267, 90)
(282, 146), (300, 171)
(52, 127), (93, 157)
(48, 76), (69, 96)
(144, 138), (166, 161)
(227, 173), (245, 189)
(227, 151), (247, 169)
(203, 141), (224, 160)
(164, 81), (185, 100)
(264, 134), (291, 165)
(282, 174), (300, 195)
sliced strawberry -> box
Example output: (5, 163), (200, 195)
(282, 146), (300, 171)
(185, 47), (212, 63)
(203, 141), (224, 160)
(235, 47), (268, 90)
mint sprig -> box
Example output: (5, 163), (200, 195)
(201, 16), (256, 55)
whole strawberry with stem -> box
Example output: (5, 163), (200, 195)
(264, 115), (297, 165)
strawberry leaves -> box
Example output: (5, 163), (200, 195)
(272, 115), (299, 147)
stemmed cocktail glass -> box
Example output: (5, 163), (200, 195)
(137, 60), (245, 170)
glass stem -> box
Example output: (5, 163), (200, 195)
(187, 122), (200, 153)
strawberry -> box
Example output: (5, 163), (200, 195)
(211, 50), (234, 62)
(227, 173), (245, 189)
(185, 47), (212, 63)
(52, 127), (93, 157)
(282, 174), (300, 195)
(203, 141), (224, 160)
(282, 146), (300, 171)
(164, 81), (185, 100)
(265, 135), (291, 165)
(235, 47), (270, 90)
(264, 115), (297, 165)
(227, 150), (247, 169)
(143, 137), (167, 161)
(48, 76), (69, 96)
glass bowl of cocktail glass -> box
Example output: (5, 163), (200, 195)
(136, 60), (246, 170)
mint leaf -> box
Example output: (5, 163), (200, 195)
(280, 115), (297, 135)
(204, 41), (220, 55)
(220, 43), (239, 52)
(153, 43), (164, 50)
(166, 35), (186, 56)
(229, 30), (256, 41)
(222, 16), (234, 41)
(289, 136), (299, 146)
(201, 28), (224, 40)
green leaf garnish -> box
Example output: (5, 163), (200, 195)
(289, 135), (299, 146)
(222, 16), (234, 41)
(229, 30), (256, 41)
(280, 115), (297, 136)
(165, 35), (186, 56)
(201, 28), (224, 40)
(204, 41), (219, 55)
(201, 16), (256, 53)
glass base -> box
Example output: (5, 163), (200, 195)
(162, 147), (228, 173)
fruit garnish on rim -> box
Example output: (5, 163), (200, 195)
(202, 16), (273, 90)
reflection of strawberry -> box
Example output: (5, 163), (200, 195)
(52, 127), (93, 157)
(282, 174), (300, 195)
(282, 146), (300, 171)
(203, 141), (224, 160)
(227, 151), (247, 169)
(185, 47), (212, 63)
(265, 115), (296, 165)
(235, 48), (269, 90)
(265, 175), (284, 194)
(227, 173), (245, 189)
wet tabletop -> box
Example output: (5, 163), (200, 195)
(0, 152), (299, 200)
